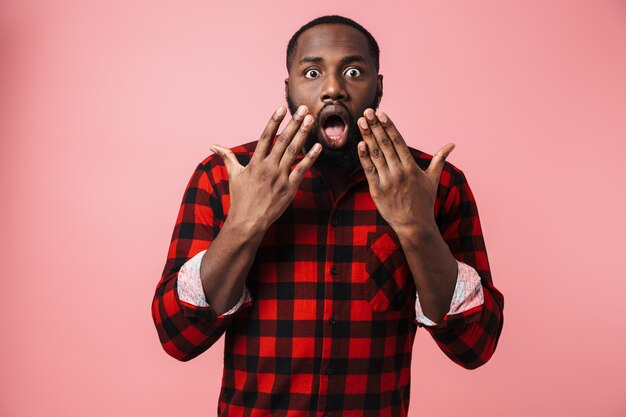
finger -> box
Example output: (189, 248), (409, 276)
(373, 111), (414, 167)
(251, 106), (287, 164)
(268, 105), (309, 162)
(210, 144), (242, 174)
(288, 142), (322, 187)
(358, 141), (380, 189)
(426, 142), (456, 184)
(358, 116), (389, 174)
(279, 114), (314, 171)
(363, 108), (401, 171)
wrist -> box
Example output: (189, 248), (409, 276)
(223, 215), (268, 242)
(393, 217), (438, 238)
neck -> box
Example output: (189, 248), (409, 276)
(317, 162), (362, 200)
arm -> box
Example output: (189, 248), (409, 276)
(394, 168), (503, 368)
(150, 162), (257, 362)
(356, 109), (504, 369)
(151, 105), (321, 362)
(418, 169), (504, 369)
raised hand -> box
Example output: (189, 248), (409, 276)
(356, 108), (455, 236)
(210, 105), (321, 234)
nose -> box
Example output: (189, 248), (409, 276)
(320, 73), (347, 103)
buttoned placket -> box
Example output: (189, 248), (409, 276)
(313, 168), (366, 417)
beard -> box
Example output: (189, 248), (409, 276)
(286, 89), (380, 176)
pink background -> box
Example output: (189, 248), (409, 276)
(2, 0), (625, 416)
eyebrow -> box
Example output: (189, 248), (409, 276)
(298, 54), (368, 67)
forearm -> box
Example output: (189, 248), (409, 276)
(396, 223), (458, 323)
(200, 218), (266, 315)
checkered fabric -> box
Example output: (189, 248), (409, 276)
(151, 139), (504, 417)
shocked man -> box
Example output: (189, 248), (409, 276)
(152, 15), (504, 417)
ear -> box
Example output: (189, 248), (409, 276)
(376, 74), (384, 107)
(284, 78), (289, 102)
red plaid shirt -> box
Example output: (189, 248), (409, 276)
(151, 139), (505, 417)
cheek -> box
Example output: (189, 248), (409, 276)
(352, 87), (379, 112)
(289, 82), (318, 104)
(355, 81), (377, 100)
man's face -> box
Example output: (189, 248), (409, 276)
(285, 23), (383, 174)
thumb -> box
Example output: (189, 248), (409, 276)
(426, 142), (455, 184)
(210, 144), (241, 173)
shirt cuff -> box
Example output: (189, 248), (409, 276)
(177, 249), (251, 315)
(415, 260), (484, 326)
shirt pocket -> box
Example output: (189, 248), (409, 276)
(364, 231), (415, 314)
(364, 230), (415, 314)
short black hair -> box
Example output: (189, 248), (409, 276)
(286, 15), (380, 73)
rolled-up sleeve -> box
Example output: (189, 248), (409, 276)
(151, 160), (252, 362)
(416, 167), (504, 370)
(177, 249), (252, 314)
(415, 260), (484, 326)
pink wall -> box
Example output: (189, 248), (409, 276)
(2, 0), (625, 416)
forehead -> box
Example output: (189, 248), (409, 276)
(294, 23), (373, 64)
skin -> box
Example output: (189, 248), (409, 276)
(204, 24), (458, 323)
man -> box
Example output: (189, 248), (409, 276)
(152, 15), (504, 417)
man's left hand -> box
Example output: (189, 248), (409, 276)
(357, 108), (455, 237)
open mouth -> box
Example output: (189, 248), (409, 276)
(319, 105), (349, 149)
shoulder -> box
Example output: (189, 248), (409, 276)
(406, 146), (466, 190)
(197, 140), (259, 171)
(188, 140), (258, 193)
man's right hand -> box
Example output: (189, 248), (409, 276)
(210, 105), (321, 235)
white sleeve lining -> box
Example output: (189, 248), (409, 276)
(415, 260), (484, 326)
(177, 249), (250, 315)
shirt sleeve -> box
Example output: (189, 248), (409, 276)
(177, 249), (252, 314)
(417, 167), (505, 370)
(415, 260), (484, 326)
(151, 160), (253, 362)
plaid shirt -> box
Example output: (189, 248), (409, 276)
(151, 139), (505, 417)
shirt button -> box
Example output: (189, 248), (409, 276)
(331, 218), (338, 226)
(330, 267), (338, 275)
(329, 317), (336, 325)
(326, 366), (334, 375)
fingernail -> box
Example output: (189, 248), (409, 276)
(312, 143), (321, 152)
(358, 118), (369, 129)
(297, 105), (307, 116)
(377, 112), (388, 123)
(303, 114), (313, 126)
(364, 109), (375, 120)
(274, 106), (286, 121)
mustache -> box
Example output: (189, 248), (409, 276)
(288, 100), (357, 129)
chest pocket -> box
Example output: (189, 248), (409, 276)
(364, 231), (415, 313)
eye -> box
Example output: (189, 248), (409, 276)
(304, 69), (321, 79)
(344, 67), (362, 78)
